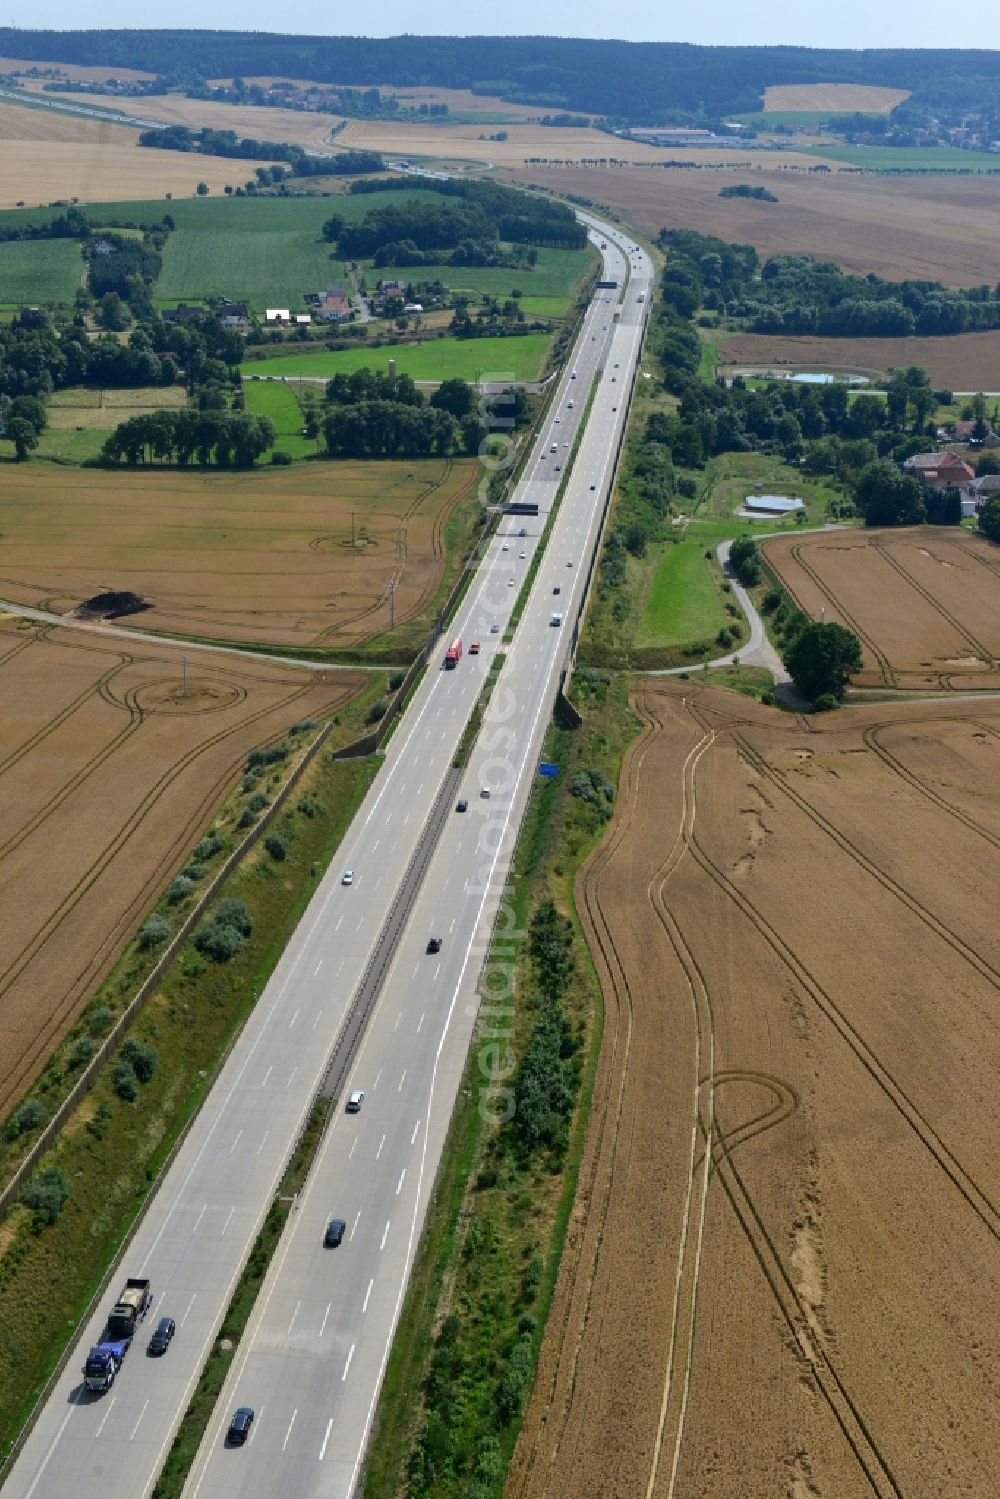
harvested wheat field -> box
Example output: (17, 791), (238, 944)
(511, 679), (1000, 1499)
(0, 613), (365, 1113)
(34, 85), (344, 151)
(762, 83), (910, 114)
(0, 458), (477, 649)
(509, 164), (1000, 286)
(0, 138), (266, 210)
(763, 526), (1000, 692)
(718, 329), (1000, 391)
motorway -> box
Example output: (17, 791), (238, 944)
(2, 221), (651, 1499)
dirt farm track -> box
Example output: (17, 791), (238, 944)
(510, 680), (999, 1499)
(0, 614), (363, 1114)
(763, 525), (1000, 693)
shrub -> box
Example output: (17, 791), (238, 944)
(246, 744), (288, 770)
(297, 795), (324, 819)
(166, 875), (195, 906)
(264, 833), (288, 862)
(495, 1333), (534, 1425)
(270, 449), (293, 465)
(4, 1097), (47, 1140)
(522, 1249), (544, 1302)
(194, 924), (244, 963)
(113, 1061), (138, 1101)
(761, 587), (783, 613)
(388, 671), (405, 691)
(138, 913), (171, 952)
(366, 697), (388, 724)
(813, 692), (840, 713)
(121, 1038), (158, 1083)
(247, 791), (269, 814)
(237, 805), (257, 829)
(85, 1100), (112, 1140)
(214, 898), (252, 935)
(193, 831), (224, 861)
(88, 1006), (115, 1037)
(21, 1166), (69, 1225)
(761, 690), (776, 706)
(68, 1036), (97, 1069)
(289, 719), (317, 733)
(241, 771), (261, 793)
(181, 862), (204, 882)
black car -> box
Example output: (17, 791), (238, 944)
(456, 799), (468, 813)
(427, 936), (442, 954)
(148, 1317), (175, 1356)
(228, 1407), (254, 1445)
(324, 1218), (346, 1248)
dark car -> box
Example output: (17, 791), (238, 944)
(324, 1218), (346, 1248)
(148, 1317), (175, 1356)
(427, 936), (442, 954)
(228, 1407), (254, 1445)
(456, 799), (468, 813)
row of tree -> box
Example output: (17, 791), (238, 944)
(139, 125), (382, 178)
(658, 226), (1000, 338)
(100, 409), (275, 467)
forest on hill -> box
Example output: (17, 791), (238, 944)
(7, 31), (1000, 124)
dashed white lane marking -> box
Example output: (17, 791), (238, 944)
(380, 1220), (390, 1251)
(342, 1344), (355, 1381)
(411, 1119), (421, 1145)
(229, 1130), (242, 1153)
(394, 1011), (401, 1031)
(348, 1137), (358, 1160)
(319, 1302), (331, 1338)
(192, 1204), (207, 1233)
(287, 1067), (297, 1089)
(95, 1397), (116, 1439)
(376, 1134), (386, 1161)
(314, 959), (324, 975)
(287, 1300), (301, 1337)
(362, 1279), (374, 1314)
(397, 1070), (407, 1092)
(221, 1206), (235, 1236)
(262, 1066), (272, 1088)
(282, 1410), (297, 1452)
(289, 1007), (300, 1027)
(396, 1169), (406, 1196)
(319, 1417), (334, 1461)
(257, 1129), (270, 1156)
(129, 1399), (149, 1442)
(351, 1210), (361, 1240)
(417, 1012), (424, 1033)
(180, 1294), (197, 1327)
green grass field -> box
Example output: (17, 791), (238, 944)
(0, 239), (82, 305)
(242, 379), (319, 458)
(241, 331), (551, 383)
(155, 191), (445, 311)
(368, 244), (595, 303)
(806, 143), (1000, 170)
(639, 541), (726, 646)
(728, 109), (874, 128)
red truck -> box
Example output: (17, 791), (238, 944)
(444, 638), (463, 669)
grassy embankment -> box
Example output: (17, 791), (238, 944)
(0, 681), (385, 1468)
(363, 672), (640, 1499)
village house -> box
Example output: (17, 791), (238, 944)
(265, 308), (291, 324)
(217, 298), (250, 330)
(935, 417), (1000, 449)
(962, 472), (1000, 515)
(377, 279), (407, 297)
(162, 303), (203, 325)
(92, 239), (115, 256)
(902, 451), (975, 491)
(313, 283), (353, 321)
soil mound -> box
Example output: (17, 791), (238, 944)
(75, 591), (150, 621)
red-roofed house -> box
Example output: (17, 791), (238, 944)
(902, 451), (975, 490)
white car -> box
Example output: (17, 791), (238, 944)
(480, 786), (491, 799)
(341, 870), (354, 886)
(519, 551), (526, 559)
(502, 543), (509, 551)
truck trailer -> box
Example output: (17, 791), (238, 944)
(444, 638), (463, 669)
(105, 1277), (152, 1344)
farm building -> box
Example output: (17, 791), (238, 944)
(265, 308), (291, 324)
(936, 418), (1000, 448)
(903, 451), (975, 490)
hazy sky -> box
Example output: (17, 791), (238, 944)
(1, 3), (969, 49)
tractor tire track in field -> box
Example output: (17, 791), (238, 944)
(862, 715), (1000, 852)
(0, 648), (346, 1107)
(869, 539), (996, 668)
(732, 726), (1000, 994)
(782, 541), (898, 688)
(682, 713), (999, 1245)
